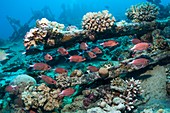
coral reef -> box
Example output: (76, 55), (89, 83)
(24, 18), (64, 49)
(82, 10), (116, 32)
(1, 5), (170, 113)
(126, 2), (159, 22)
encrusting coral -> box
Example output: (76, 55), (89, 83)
(82, 10), (116, 32)
(126, 2), (159, 22)
(152, 29), (169, 50)
(21, 83), (62, 111)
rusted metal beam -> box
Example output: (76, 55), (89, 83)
(44, 18), (170, 49)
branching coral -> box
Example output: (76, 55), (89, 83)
(126, 2), (159, 22)
(82, 10), (116, 32)
(21, 83), (62, 111)
(119, 78), (143, 111)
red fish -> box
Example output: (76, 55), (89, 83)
(29, 110), (36, 113)
(69, 55), (86, 62)
(55, 68), (67, 74)
(100, 40), (119, 47)
(59, 88), (75, 96)
(31, 63), (51, 71)
(87, 66), (99, 72)
(44, 53), (53, 61)
(92, 47), (102, 54)
(128, 58), (149, 69)
(131, 38), (141, 45)
(40, 75), (56, 84)
(86, 51), (97, 59)
(5, 85), (18, 93)
(130, 42), (151, 52)
(57, 47), (69, 56)
(80, 42), (88, 50)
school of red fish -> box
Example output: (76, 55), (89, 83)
(5, 38), (152, 98)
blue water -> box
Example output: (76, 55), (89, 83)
(1, 0), (169, 40)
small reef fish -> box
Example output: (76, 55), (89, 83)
(57, 47), (69, 56)
(128, 58), (149, 69)
(80, 42), (88, 50)
(130, 42), (151, 52)
(55, 68), (68, 74)
(86, 51), (97, 59)
(100, 40), (119, 47)
(31, 63), (51, 71)
(5, 85), (18, 93)
(131, 38), (141, 45)
(0, 49), (8, 61)
(69, 55), (86, 62)
(44, 53), (53, 61)
(92, 47), (102, 54)
(59, 88), (75, 97)
(40, 75), (56, 84)
(29, 110), (36, 113)
(87, 66), (99, 72)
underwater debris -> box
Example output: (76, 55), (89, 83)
(126, 2), (159, 22)
(23, 17), (170, 52)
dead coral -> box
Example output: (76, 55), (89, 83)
(126, 2), (159, 22)
(82, 10), (116, 32)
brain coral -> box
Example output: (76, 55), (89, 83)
(125, 2), (159, 22)
(11, 74), (37, 93)
(82, 10), (116, 32)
